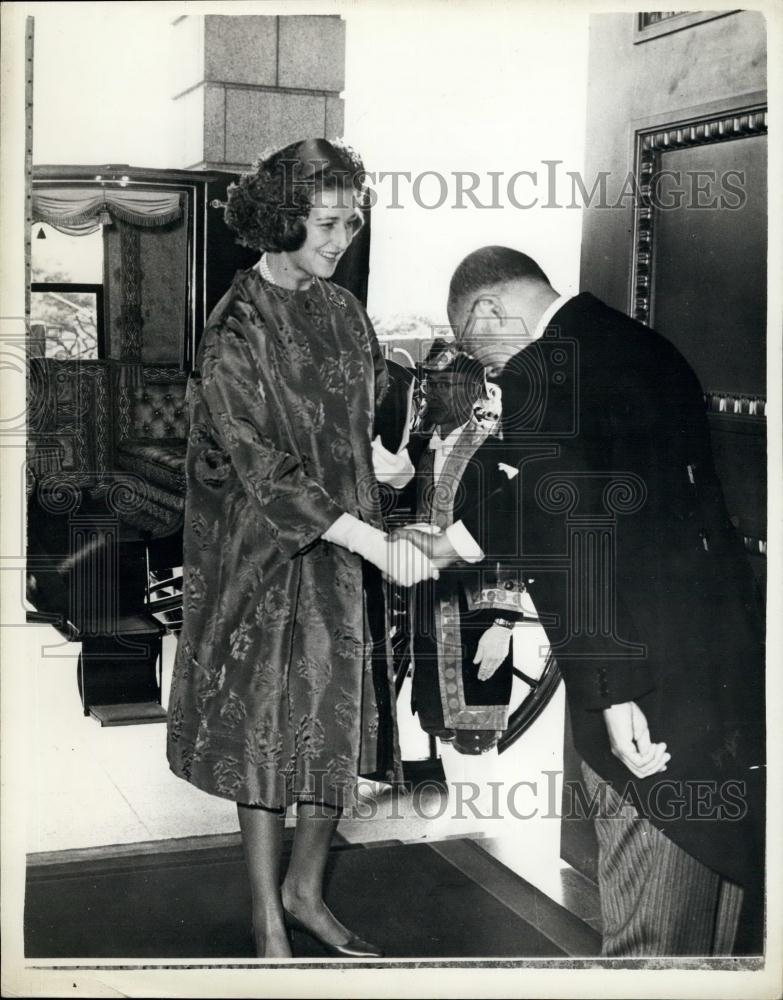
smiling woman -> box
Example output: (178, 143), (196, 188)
(166, 136), (432, 959)
(222, 139), (366, 291)
(262, 190), (365, 289)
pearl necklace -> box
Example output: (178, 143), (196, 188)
(258, 253), (314, 291)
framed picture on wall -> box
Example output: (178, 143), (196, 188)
(633, 11), (740, 44)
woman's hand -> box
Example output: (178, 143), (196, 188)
(473, 624), (513, 681)
(322, 514), (438, 585)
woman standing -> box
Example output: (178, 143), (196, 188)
(167, 138), (432, 958)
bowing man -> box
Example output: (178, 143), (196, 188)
(400, 246), (765, 957)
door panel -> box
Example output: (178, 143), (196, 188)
(565, 12), (767, 882)
(202, 172), (259, 323)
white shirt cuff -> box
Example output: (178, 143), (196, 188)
(446, 520), (484, 563)
(372, 436), (416, 488)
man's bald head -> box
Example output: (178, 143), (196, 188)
(447, 246), (551, 325)
(447, 246), (558, 371)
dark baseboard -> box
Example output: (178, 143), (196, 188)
(402, 757), (446, 787)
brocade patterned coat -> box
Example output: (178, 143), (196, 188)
(167, 267), (402, 809)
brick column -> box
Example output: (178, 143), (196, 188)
(172, 14), (345, 170)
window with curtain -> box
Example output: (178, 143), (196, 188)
(30, 184), (184, 364)
(31, 224), (104, 360)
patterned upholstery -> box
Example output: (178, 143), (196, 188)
(128, 381), (188, 439)
(114, 375), (189, 534)
(27, 358), (112, 474)
(116, 438), (186, 493)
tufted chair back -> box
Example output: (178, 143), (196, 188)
(128, 380), (188, 440)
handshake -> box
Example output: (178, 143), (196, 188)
(377, 524), (461, 587)
(323, 514), (460, 587)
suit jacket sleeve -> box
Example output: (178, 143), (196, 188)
(458, 437), (655, 710)
(454, 442), (526, 622)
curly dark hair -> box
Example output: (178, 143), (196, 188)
(224, 138), (366, 253)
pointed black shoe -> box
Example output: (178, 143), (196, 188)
(283, 908), (385, 958)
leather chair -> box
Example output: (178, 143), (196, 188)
(115, 378), (188, 534)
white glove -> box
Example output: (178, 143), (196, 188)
(371, 436), (416, 488)
(322, 512), (387, 560)
(473, 624), (513, 681)
(322, 513), (437, 586)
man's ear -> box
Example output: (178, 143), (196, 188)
(462, 294), (506, 343)
(472, 294), (506, 323)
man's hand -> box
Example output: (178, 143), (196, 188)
(381, 536), (439, 587)
(391, 524), (461, 570)
(602, 701), (670, 779)
(473, 624), (513, 681)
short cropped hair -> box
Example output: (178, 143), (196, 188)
(224, 139), (365, 253)
(447, 246), (551, 320)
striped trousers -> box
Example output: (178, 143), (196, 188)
(581, 761), (745, 956)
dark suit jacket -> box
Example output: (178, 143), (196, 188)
(459, 293), (765, 889)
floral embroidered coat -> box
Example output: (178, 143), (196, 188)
(167, 268), (402, 809)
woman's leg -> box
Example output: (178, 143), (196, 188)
(280, 800), (353, 945)
(237, 802), (291, 958)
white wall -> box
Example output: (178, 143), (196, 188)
(344, 3), (589, 325)
(31, 2), (589, 326)
(32, 5), (178, 168)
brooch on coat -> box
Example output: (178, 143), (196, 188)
(326, 288), (347, 309)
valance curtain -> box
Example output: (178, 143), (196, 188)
(32, 187), (183, 236)
(33, 186), (185, 388)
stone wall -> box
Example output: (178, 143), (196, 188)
(172, 14), (345, 170)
